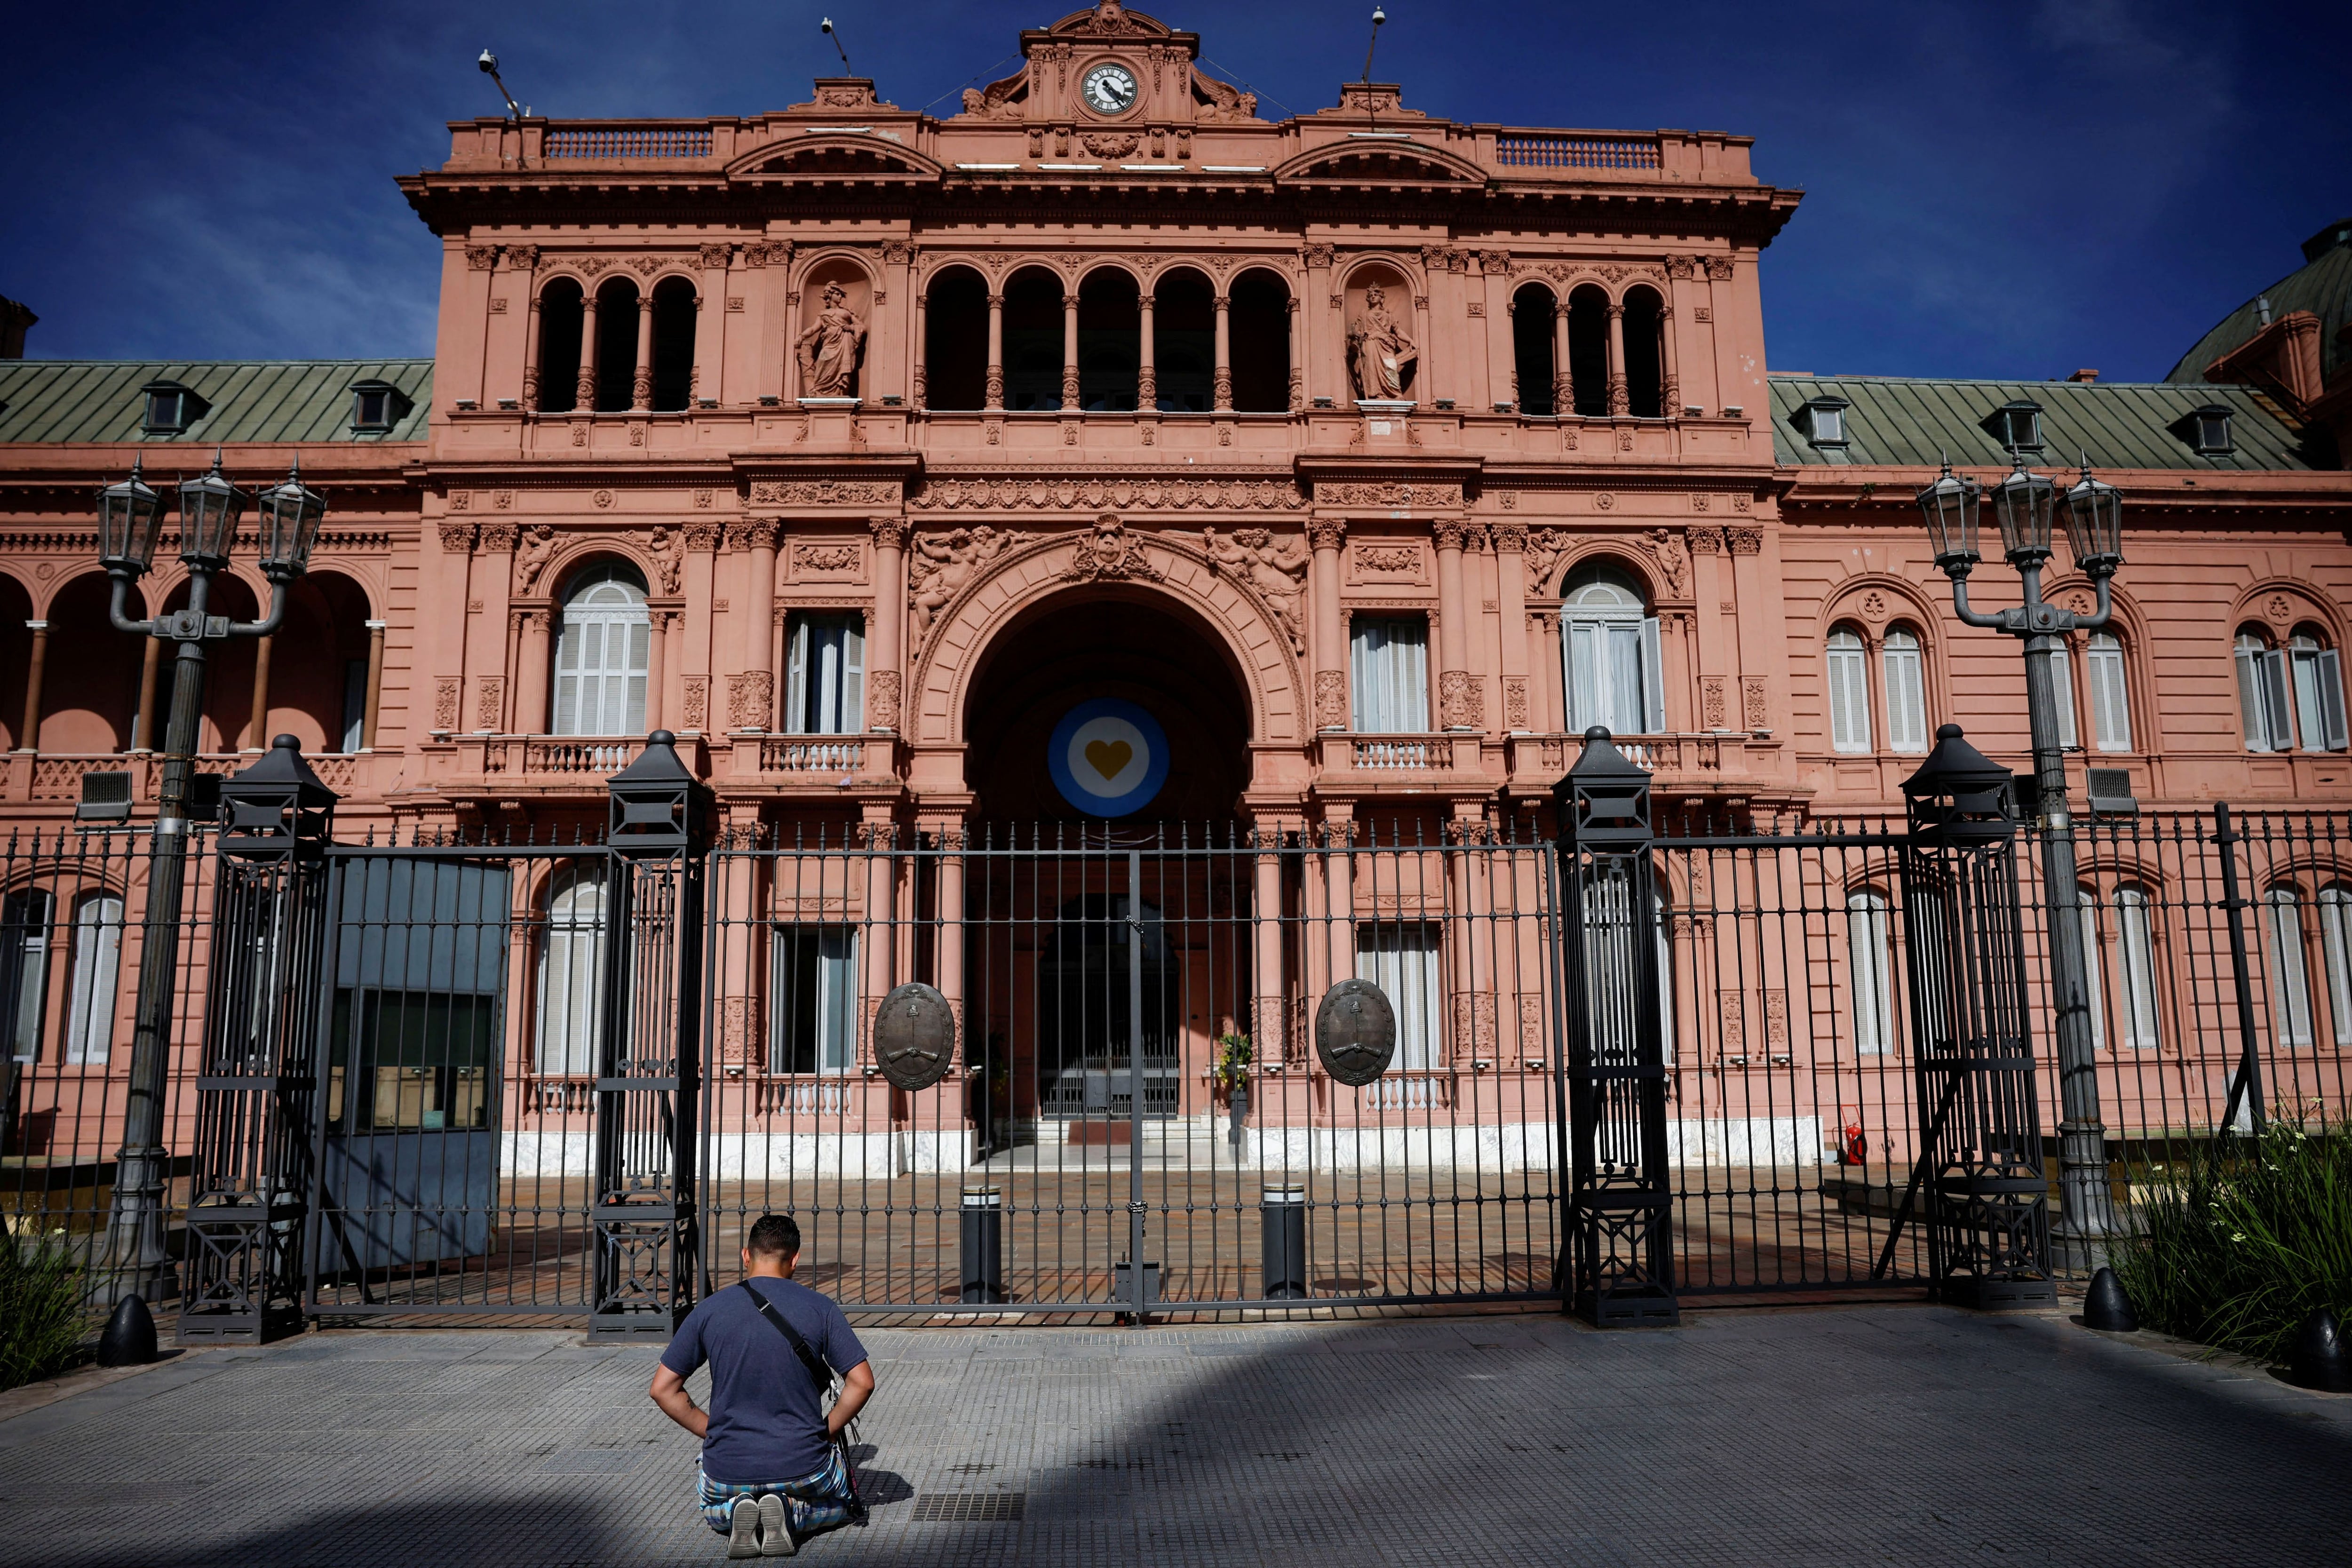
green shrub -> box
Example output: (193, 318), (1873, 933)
(0, 1236), (88, 1391)
(2112, 1122), (2352, 1366)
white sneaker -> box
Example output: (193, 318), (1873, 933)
(726, 1497), (762, 1559)
(756, 1493), (796, 1556)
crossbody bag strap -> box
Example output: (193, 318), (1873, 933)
(740, 1281), (835, 1396)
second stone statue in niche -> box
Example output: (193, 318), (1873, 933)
(796, 281), (867, 398)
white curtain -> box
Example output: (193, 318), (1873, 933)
(1883, 629), (1928, 753)
(2115, 886), (2162, 1051)
(1562, 570), (1663, 734)
(2087, 632), (2131, 752)
(1847, 891), (1893, 1056)
(536, 865), (606, 1075)
(2078, 887), (2106, 1052)
(772, 927), (859, 1075)
(2289, 632), (2349, 753)
(786, 616), (866, 736)
(1358, 923), (1441, 1070)
(2319, 885), (2352, 1049)
(1827, 629), (1871, 753)
(2047, 641), (2078, 749)
(554, 569), (651, 736)
(5, 889), (52, 1064)
(1350, 618), (1429, 732)
(2265, 889), (2314, 1049)
(2238, 632), (2293, 752)
(65, 892), (123, 1066)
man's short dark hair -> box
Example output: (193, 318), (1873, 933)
(746, 1213), (801, 1260)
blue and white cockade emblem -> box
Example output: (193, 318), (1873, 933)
(1047, 699), (1169, 818)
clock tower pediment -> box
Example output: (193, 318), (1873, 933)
(950, 1), (1256, 127)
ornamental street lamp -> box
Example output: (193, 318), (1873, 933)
(97, 450), (325, 1301)
(1915, 449), (2122, 1264)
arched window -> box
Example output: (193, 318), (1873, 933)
(1153, 269), (1215, 412)
(785, 613), (864, 735)
(1229, 270), (1292, 414)
(1827, 627), (1871, 754)
(1566, 286), (1610, 417)
(1883, 628), (1928, 754)
(2288, 625), (2348, 752)
(1350, 616), (1429, 731)
(2078, 886), (2106, 1052)
(2265, 887), (2314, 1048)
(535, 863), (605, 1076)
(649, 277), (697, 412)
(1562, 566), (1662, 734)
(2086, 631), (2132, 752)
(554, 565), (649, 736)
(1621, 287), (1665, 418)
(2320, 883), (2352, 1047)
(592, 277), (641, 413)
(1847, 890), (1895, 1056)
(2237, 629), (2293, 751)
(2114, 886), (2161, 1051)
(922, 267), (988, 411)
(64, 890), (123, 1066)
(1076, 268), (1139, 411)
(1001, 267), (1065, 411)
(1511, 284), (1558, 416)
(534, 278), (585, 414)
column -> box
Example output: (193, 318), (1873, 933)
(631, 294), (655, 411)
(1249, 813), (1290, 1063)
(694, 244), (730, 408)
(467, 524), (517, 733)
(513, 611), (551, 734)
(130, 636), (162, 753)
(245, 635), (274, 750)
(1434, 518), (1474, 731)
(665, 609), (690, 733)
(521, 290), (543, 411)
(1060, 291), (1080, 411)
(911, 291), (928, 410)
(1325, 806), (1356, 985)
(644, 610), (667, 732)
(360, 619), (387, 750)
(1286, 297), (1302, 412)
(1481, 253), (1515, 411)
(736, 521), (778, 732)
(984, 292), (1005, 411)
(1308, 518), (1346, 731)
(868, 518), (907, 733)
(575, 291), (600, 410)
(931, 814), (967, 1060)
(1211, 292), (1232, 412)
(1302, 245), (1338, 404)
(1660, 295), (1682, 415)
(1606, 301), (1629, 416)
(1493, 526), (1530, 732)
(1552, 299), (1573, 415)
(17, 621), (47, 751)
(1136, 292), (1157, 410)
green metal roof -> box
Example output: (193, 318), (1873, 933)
(1768, 374), (2314, 471)
(2167, 223), (2352, 387)
(0, 359), (432, 445)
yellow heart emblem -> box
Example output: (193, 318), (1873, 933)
(1084, 739), (1134, 780)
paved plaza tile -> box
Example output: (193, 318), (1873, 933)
(0, 1304), (2347, 1567)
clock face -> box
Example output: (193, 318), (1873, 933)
(1081, 63), (1138, 115)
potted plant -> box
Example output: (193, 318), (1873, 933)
(1211, 1031), (1253, 1152)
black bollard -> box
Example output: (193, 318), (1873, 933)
(2082, 1267), (2138, 1331)
(96, 1294), (159, 1367)
(1261, 1184), (1307, 1300)
(959, 1186), (1005, 1304)
(2287, 1308), (2348, 1393)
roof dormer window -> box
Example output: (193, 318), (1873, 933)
(1795, 397), (1848, 449)
(349, 379), (412, 434)
(2173, 403), (2235, 456)
(1980, 399), (2042, 454)
(141, 380), (207, 435)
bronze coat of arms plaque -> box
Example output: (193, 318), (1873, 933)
(1314, 978), (1397, 1087)
(873, 981), (956, 1090)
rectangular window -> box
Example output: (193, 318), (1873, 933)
(2116, 890), (2162, 1051)
(65, 893), (124, 1066)
(2087, 635), (2131, 752)
(785, 615), (866, 736)
(2290, 644), (2348, 753)
(772, 928), (859, 1075)
(1827, 635), (1871, 753)
(3, 889), (53, 1064)
(2266, 892), (2315, 1049)
(1847, 892), (1894, 1056)
(1350, 618), (1430, 732)
(1883, 637), (1928, 753)
(1357, 922), (1442, 1071)
(1565, 616), (1665, 734)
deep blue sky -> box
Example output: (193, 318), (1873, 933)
(4, 1), (2345, 382)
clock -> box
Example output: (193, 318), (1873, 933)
(1081, 63), (1138, 116)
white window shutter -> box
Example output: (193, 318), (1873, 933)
(2319, 649), (2348, 752)
(2089, 637), (2130, 752)
(785, 618), (810, 734)
(843, 620), (866, 732)
(2263, 649), (2297, 750)
(1640, 616), (1666, 733)
(2048, 643), (2077, 749)
(2239, 643), (2270, 749)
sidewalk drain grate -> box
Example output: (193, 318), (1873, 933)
(914, 1492), (1027, 1522)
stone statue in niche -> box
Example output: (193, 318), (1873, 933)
(908, 525), (1024, 645)
(646, 525), (683, 594)
(513, 525), (557, 594)
(795, 281), (867, 398)
(1347, 286), (1418, 400)
(1203, 526), (1308, 654)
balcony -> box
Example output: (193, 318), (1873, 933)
(417, 732), (904, 804)
(0, 749), (376, 809)
(1315, 733), (1482, 781)
(1503, 733), (1752, 792)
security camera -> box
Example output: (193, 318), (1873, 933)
(478, 49), (499, 73)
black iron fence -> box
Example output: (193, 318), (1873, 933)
(6, 738), (2348, 1337)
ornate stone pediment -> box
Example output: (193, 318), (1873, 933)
(1063, 513), (1163, 583)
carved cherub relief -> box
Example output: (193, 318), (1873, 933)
(908, 525), (1024, 645)
(1204, 526), (1308, 654)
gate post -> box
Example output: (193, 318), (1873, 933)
(180, 735), (336, 1344)
(1899, 724), (2055, 1307)
(1552, 728), (1678, 1327)
(595, 732), (713, 1340)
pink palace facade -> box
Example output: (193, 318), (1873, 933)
(4, 4), (2352, 1178)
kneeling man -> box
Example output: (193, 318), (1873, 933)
(651, 1214), (875, 1557)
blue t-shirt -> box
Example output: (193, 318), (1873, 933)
(660, 1279), (869, 1485)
